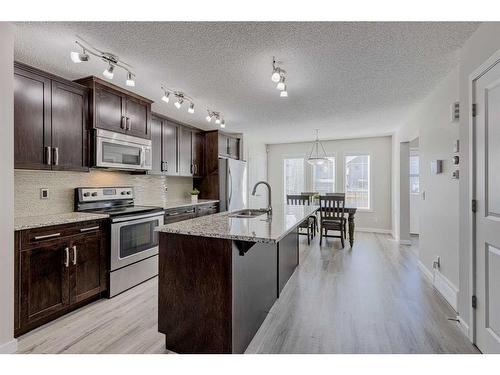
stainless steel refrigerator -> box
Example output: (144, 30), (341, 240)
(218, 158), (248, 212)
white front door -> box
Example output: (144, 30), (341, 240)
(474, 58), (500, 354)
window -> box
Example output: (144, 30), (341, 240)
(312, 157), (336, 195)
(409, 151), (420, 194)
(345, 155), (370, 209)
(283, 158), (305, 201)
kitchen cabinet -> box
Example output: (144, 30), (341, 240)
(179, 126), (193, 176)
(15, 221), (107, 337)
(14, 63), (89, 171)
(163, 202), (219, 225)
(76, 76), (152, 140)
(192, 131), (205, 177)
(217, 131), (241, 160)
(163, 121), (179, 175)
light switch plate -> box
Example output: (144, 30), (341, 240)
(40, 188), (49, 199)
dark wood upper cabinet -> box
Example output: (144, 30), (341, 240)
(150, 115), (163, 175)
(95, 86), (124, 133)
(14, 65), (52, 170)
(227, 137), (240, 160)
(179, 126), (193, 176)
(217, 132), (241, 160)
(51, 81), (89, 171)
(75, 76), (152, 140)
(163, 120), (179, 176)
(14, 62), (89, 172)
(192, 131), (205, 177)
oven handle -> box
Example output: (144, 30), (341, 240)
(111, 211), (165, 223)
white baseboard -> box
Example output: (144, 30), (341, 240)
(0, 338), (17, 354)
(433, 269), (458, 311)
(457, 316), (470, 337)
(355, 227), (392, 234)
(417, 260), (458, 312)
(418, 260), (433, 281)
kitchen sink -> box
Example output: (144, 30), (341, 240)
(229, 209), (269, 218)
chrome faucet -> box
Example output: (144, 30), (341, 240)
(252, 181), (272, 215)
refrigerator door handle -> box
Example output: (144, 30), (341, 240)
(228, 167), (233, 209)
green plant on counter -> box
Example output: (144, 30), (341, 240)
(190, 188), (200, 196)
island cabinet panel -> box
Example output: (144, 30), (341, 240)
(278, 230), (300, 294)
(158, 233), (233, 354)
(232, 241), (278, 354)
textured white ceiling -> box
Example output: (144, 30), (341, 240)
(13, 22), (479, 143)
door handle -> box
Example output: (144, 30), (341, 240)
(72, 245), (77, 266)
(52, 147), (59, 166)
(228, 168), (233, 208)
(120, 116), (126, 129)
(126, 117), (131, 131)
(190, 164), (193, 174)
(45, 146), (52, 165)
(80, 226), (99, 233)
(64, 247), (69, 268)
(160, 161), (164, 172)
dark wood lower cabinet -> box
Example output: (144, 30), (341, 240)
(15, 220), (107, 337)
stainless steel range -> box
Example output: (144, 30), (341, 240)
(75, 187), (164, 297)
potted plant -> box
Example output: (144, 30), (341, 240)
(190, 188), (200, 203)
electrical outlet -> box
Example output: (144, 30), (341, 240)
(433, 256), (441, 269)
(40, 188), (49, 200)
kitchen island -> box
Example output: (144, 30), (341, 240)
(156, 204), (319, 354)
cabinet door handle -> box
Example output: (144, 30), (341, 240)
(120, 116), (126, 129)
(165, 161), (168, 172)
(52, 147), (59, 166)
(64, 247), (69, 268)
(190, 164), (193, 174)
(80, 226), (99, 233)
(166, 211), (180, 216)
(72, 245), (77, 266)
(34, 232), (61, 240)
(45, 146), (52, 165)
(126, 117), (131, 131)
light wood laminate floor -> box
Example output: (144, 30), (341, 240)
(17, 232), (479, 354)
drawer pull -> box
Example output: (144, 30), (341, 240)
(72, 245), (77, 266)
(80, 226), (100, 232)
(34, 232), (61, 240)
(64, 247), (69, 268)
(166, 212), (181, 216)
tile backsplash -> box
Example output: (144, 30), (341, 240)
(14, 169), (193, 217)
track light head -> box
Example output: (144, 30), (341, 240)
(280, 88), (288, 97)
(126, 72), (135, 87)
(71, 51), (89, 63)
(276, 76), (286, 90)
(174, 98), (183, 109)
(161, 91), (170, 103)
(220, 119), (226, 128)
(103, 64), (115, 79)
(188, 102), (195, 114)
(271, 69), (281, 83)
(206, 115), (212, 122)
(215, 118), (221, 125)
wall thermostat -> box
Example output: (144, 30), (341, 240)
(431, 160), (443, 174)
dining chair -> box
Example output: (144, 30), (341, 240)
(325, 193), (347, 238)
(319, 195), (346, 248)
(301, 192), (319, 233)
(286, 194), (316, 245)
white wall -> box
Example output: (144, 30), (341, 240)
(268, 136), (392, 232)
(0, 22), (16, 353)
(458, 22), (500, 332)
(393, 66), (460, 310)
(244, 133), (268, 208)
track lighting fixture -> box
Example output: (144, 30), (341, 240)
(71, 38), (136, 87)
(271, 57), (289, 97)
(103, 64), (115, 79)
(161, 87), (195, 114)
(206, 110), (226, 128)
(126, 72), (135, 87)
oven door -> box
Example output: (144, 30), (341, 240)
(110, 213), (164, 271)
(95, 130), (152, 171)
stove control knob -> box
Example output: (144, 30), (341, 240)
(121, 191), (127, 195)
(83, 192), (90, 197)
(126, 191), (131, 195)
(91, 192), (98, 197)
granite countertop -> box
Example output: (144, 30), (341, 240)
(15, 212), (110, 231)
(163, 199), (219, 210)
(156, 204), (319, 243)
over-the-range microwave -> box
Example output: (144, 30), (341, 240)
(95, 129), (152, 171)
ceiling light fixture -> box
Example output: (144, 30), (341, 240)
(126, 72), (135, 87)
(161, 87), (195, 114)
(206, 109), (226, 128)
(271, 56), (289, 97)
(307, 129), (328, 165)
(71, 38), (136, 86)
